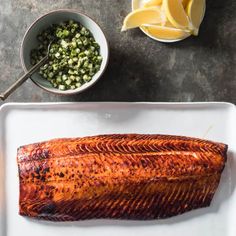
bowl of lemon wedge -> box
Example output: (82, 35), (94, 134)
(122, 0), (206, 42)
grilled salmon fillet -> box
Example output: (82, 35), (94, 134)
(17, 134), (227, 221)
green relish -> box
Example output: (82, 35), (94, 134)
(30, 20), (102, 90)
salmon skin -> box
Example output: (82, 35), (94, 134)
(17, 134), (227, 221)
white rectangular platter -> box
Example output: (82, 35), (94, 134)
(0, 102), (236, 236)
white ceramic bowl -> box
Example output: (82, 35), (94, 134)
(132, 0), (205, 43)
(20, 9), (109, 95)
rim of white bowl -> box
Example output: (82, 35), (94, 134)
(131, 0), (206, 43)
(20, 9), (109, 95)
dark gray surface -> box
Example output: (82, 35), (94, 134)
(0, 0), (235, 104)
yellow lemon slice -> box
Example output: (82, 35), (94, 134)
(182, 0), (190, 8)
(121, 6), (164, 31)
(144, 0), (162, 7)
(164, 20), (175, 27)
(143, 25), (190, 40)
(148, 20), (173, 27)
(163, 0), (191, 30)
(186, 0), (205, 35)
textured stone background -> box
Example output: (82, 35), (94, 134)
(0, 0), (235, 104)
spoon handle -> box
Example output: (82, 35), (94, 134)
(0, 55), (48, 101)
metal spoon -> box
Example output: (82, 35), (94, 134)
(0, 41), (54, 101)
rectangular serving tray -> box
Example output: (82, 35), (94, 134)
(0, 102), (235, 236)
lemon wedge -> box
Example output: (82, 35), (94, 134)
(164, 20), (175, 27)
(143, 25), (190, 40)
(182, 0), (190, 8)
(144, 0), (162, 7)
(186, 0), (205, 35)
(121, 7), (164, 31)
(163, 0), (190, 30)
